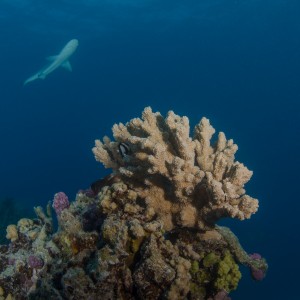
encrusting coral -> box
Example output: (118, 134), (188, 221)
(92, 107), (258, 230)
(0, 107), (267, 300)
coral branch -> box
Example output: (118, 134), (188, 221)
(93, 107), (258, 230)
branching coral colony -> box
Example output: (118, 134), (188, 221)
(0, 107), (267, 300)
(93, 107), (258, 231)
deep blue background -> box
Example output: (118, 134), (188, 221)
(0, 1), (299, 298)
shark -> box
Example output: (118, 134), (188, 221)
(24, 39), (79, 86)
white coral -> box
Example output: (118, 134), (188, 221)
(92, 107), (258, 230)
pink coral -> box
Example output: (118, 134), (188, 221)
(52, 192), (69, 215)
(249, 253), (262, 260)
(28, 255), (44, 269)
(249, 253), (266, 281)
(250, 267), (265, 281)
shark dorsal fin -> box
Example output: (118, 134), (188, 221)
(61, 60), (72, 72)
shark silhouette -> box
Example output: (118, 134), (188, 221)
(24, 39), (79, 86)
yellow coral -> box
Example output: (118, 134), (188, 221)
(17, 218), (33, 233)
(214, 251), (242, 292)
(6, 225), (18, 242)
(203, 253), (220, 268)
(5, 293), (13, 300)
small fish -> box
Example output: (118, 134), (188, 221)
(118, 142), (130, 158)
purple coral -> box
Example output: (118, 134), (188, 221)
(249, 252), (266, 281)
(52, 192), (70, 215)
(28, 255), (44, 269)
(249, 253), (262, 260)
(8, 257), (16, 265)
(208, 290), (231, 300)
(250, 267), (265, 281)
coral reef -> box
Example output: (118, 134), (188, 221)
(93, 107), (258, 230)
(0, 107), (267, 299)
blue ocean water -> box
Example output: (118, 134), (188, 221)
(0, 0), (299, 298)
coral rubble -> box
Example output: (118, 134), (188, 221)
(0, 107), (267, 299)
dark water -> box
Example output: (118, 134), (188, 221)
(0, 1), (299, 298)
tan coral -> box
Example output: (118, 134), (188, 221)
(5, 225), (18, 242)
(93, 107), (258, 230)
